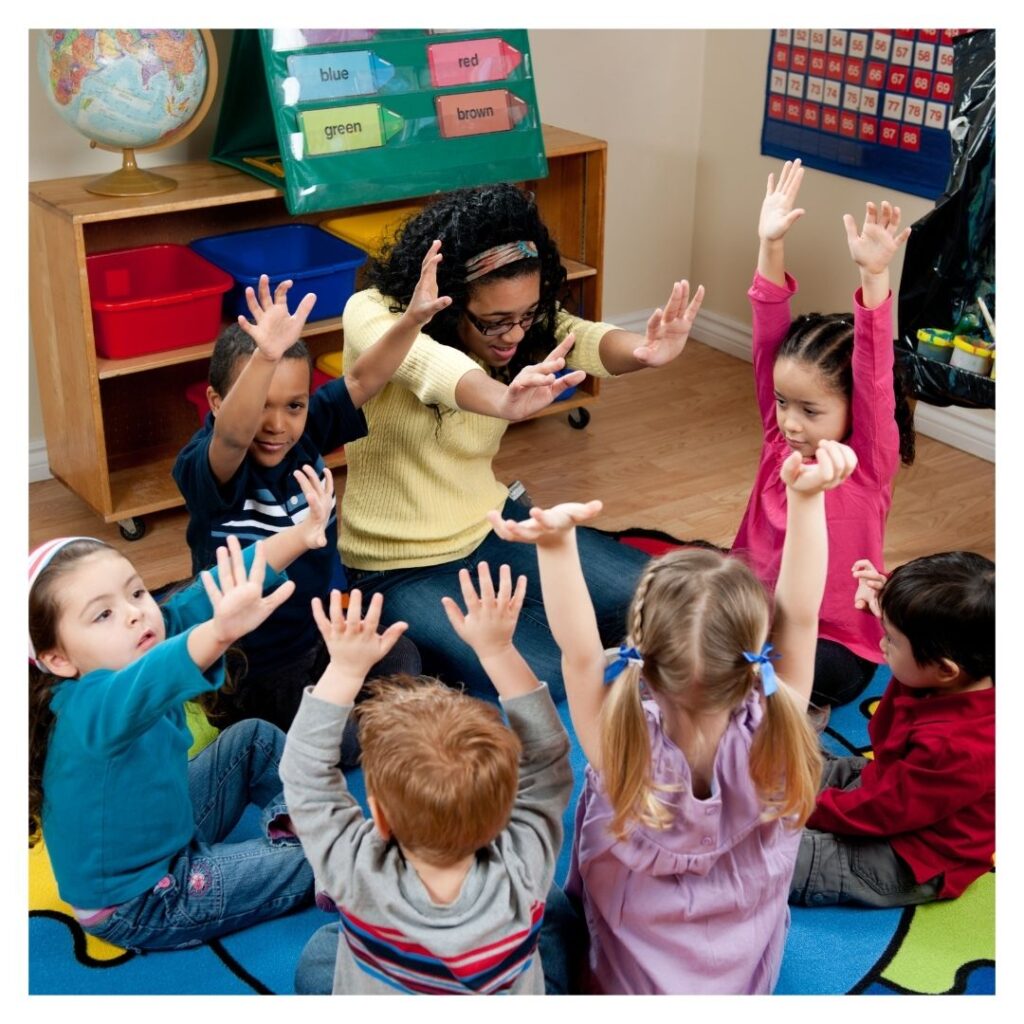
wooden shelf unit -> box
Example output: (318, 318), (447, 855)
(29, 124), (608, 527)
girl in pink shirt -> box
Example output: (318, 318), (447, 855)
(732, 159), (916, 716)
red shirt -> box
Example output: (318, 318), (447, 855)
(807, 680), (995, 898)
(732, 272), (899, 662)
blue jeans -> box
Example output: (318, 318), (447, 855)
(82, 720), (314, 952)
(344, 500), (649, 702)
(294, 885), (584, 994)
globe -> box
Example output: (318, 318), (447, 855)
(36, 29), (218, 196)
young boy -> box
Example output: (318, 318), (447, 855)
(790, 550), (994, 907)
(172, 242), (449, 738)
(280, 563), (573, 995)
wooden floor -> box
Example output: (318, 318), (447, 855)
(28, 340), (995, 592)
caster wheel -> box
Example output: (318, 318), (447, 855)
(568, 407), (591, 430)
(118, 517), (147, 541)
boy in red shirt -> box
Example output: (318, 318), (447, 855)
(790, 551), (994, 906)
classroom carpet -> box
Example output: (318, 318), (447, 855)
(28, 530), (995, 995)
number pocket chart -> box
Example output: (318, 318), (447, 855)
(211, 29), (547, 214)
(761, 29), (971, 199)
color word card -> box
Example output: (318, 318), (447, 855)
(761, 29), (970, 198)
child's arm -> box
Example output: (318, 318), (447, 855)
(757, 158), (805, 287)
(342, 239), (451, 409)
(207, 277), (318, 484)
(748, 160), (805, 438)
(442, 561), (572, 889)
(440, 562), (540, 698)
(772, 441), (858, 708)
(487, 501), (608, 768)
(280, 588), (407, 899)
(256, 463), (335, 574)
(308, 588), (409, 707)
(187, 535), (297, 672)
(843, 200), (911, 311)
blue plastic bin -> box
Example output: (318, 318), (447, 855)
(189, 224), (366, 322)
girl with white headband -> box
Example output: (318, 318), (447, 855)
(340, 182), (705, 701)
(27, 466), (337, 951)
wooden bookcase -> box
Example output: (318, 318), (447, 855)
(28, 124), (607, 537)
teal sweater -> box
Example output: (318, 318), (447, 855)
(42, 554), (287, 908)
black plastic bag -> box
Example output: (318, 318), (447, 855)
(896, 29), (994, 409)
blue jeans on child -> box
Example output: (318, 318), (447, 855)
(82, 719), (314, 952)
(344, 498), (650, 703)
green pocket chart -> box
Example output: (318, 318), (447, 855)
(211, 29), (548, 214)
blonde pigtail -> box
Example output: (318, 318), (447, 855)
(748, 674), (822, 827)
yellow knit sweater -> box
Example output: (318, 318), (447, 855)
(339, 289), (616, 570)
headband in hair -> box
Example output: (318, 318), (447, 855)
(464, 240), (538, 283)
(28, 536), (97, 672)
(742, 643), (779, 697)
(603, 643), (644, 685)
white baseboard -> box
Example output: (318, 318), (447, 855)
(25, 306), (995, 480)
(686, 307), (995, 463)
(29, 438), (52, 482)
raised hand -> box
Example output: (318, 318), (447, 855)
(499, 334), (586, 420)
(403, 239), (452, 328)
(843, 200), (912, 276)
(852, 558), (886, 617)
(632, 280), (706, 367)
(201, 535), (296, 646)
(238, 275), (318, 361)
(487, 499), (604, 548)
(441, 562), (526, 661)
(759, 158), (806, 242)
(312, 588), (409, 685)
(293, 464), (335, 550)
(780, 439), (858, 495)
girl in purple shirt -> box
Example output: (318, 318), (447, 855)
(732, 159), (916, 717)
(489, 439), (858, 993)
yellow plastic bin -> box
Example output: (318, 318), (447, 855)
(915, 327), (954, 363)
(316, 351), (344, 379)
(949, 336), (994, 377)
(320, 203), (425, 258)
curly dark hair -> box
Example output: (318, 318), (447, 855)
(365, 182), (568, 382)
(777, 313), (916, 465)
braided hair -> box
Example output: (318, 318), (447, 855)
(777, 313), (916, 465)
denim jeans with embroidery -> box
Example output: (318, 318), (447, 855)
(82, 719), (314, 952)
(344, 498), (649, 703)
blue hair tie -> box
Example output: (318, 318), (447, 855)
(604, 644), (644, 685)
(742, 643), (779, 697)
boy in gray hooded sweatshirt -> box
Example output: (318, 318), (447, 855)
(280, 562), (573, 994)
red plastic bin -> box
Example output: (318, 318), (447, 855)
(87, 244), (234, 359)
(184, 369), (334, 426)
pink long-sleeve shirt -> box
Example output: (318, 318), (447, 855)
(731, 272), (899, 663)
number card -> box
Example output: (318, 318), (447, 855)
(761, 27), (958, 197)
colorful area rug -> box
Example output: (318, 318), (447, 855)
(28, 530), (995, 995)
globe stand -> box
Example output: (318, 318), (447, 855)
(85, 147), (177, 197)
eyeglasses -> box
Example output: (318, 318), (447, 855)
(463, 307), (538, 337)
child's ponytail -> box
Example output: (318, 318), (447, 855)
(600, 659), (668, 839)
(748, 675), (822, 827)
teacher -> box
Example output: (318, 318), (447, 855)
(340, 182), (704, 700)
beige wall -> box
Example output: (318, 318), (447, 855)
(691, 30), (933, 327)
(529, 29), (705, 318)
